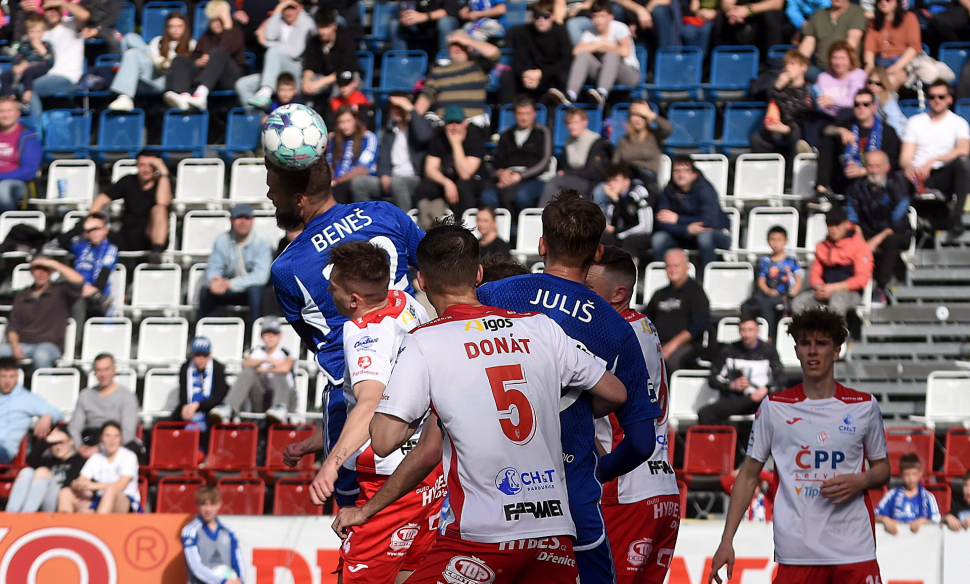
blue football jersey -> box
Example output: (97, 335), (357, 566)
(272, 201), (424, 382)
(478, 273), (660, 547)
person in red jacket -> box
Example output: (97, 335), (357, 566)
(792, 205), (873, 316)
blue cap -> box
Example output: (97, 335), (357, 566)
(231, 204), (254, 219)
(190, 336), (212, 355)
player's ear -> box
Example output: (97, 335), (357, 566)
(537, 236), (547, 258)
(415, 271), (428, 292)
(614, 284), (628, 305)
(475, 264), (483, 286)
(593, 243), (604, 263)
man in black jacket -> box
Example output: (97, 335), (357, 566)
(170, 337), (229, 451)
(80, 0), (121, 54)
(301, 9), (362, 114)
(350, 92), (433, 211)
(499, 0), (572, 105)
(537, 107), (610, 205)
(483, 95), (551, 213)
(388, 0), (461, 55)
(699, 314), (786, 425)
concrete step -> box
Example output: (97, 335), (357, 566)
(911, 249), (970, 267)
(909, 267), (970, 283)
(862, 323), (970, 341)
(836, 361), (960, 381)
(868, 305), (970, 323)
(847, 342), (966, 359)
(892, 286), (970, 302)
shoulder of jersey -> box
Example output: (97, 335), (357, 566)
(410, 306), (541, 334)
(768, 385), (806, 403)
(833, 383), (874, 403)
(622, 309), (647, 323)
(348, 290), (415, 329)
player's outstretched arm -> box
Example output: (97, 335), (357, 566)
(821, 457), (890, 505)
(370, 412), (422, 458)
(599, 418), (656, 483)
(333, 417), (444, 538)
(710, 457), (767, 584)
(588, 370), (627, 418)
(282, 427), (325, 467)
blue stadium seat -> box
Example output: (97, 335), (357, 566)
(898, 99), (923, 119)
(91, 109), (145, 163)
(94, 54), (122, 67)
(488, 49), (514, 92)
(648, 46), (703, 101)
(117, 2), (136, 36)
(552, 104), (602, 155)
(607, 102), (659, 145)
(939, 42), (970, 82)
(143, 1), (188, 42)
(605, 45), (647, 98)
(497, 103), (548, 133)
(663, 102), (715, 153)
(41, 110), (92, 162)
(357, 50), (375, 90)
(767, 44), (796, 61)
(506, 2), (528, 27)
(957, 99), (970, 126)
(705, 46), (759, 102)
(214, 108), (262, 161)
(0, 57), (13, 75)
(158, 109), (209, 159)
(194, 1), (209, 39)
(364, 2), (399, 51)
(713, 101), (766, 152)
(376, 50), (428, 96)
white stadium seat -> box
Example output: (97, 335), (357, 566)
(703, 262), (754, 312)
(31, 368), (81, 419)
(195, 317), (245, 364)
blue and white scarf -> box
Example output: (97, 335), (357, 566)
(845, 115), (883, 167)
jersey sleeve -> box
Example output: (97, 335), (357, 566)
(924, 489), (941, 523)
(476, 282), (495, 305)
(344, 322), (396, 388)
(612, 326), (661, 427)
(863, 400), (888, 461)
(375, 334), (432, 424)
(874, 489), (894, 517)
(746, 399), (773, 462)
(546, 315), (607, 391)
(119, 449), (138, 478)
(79, 455), (98, 480)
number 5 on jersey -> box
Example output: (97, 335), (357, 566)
(486, 365), (537, 445)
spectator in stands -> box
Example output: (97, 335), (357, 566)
(199, 204), (273, 325)
(480, 251), (529, 281)
(300, 8), (362, 116)
(172, 337), (230, 447)
(459, 0), (506, 40)
(537, 107), (609, 205)
(0, 256), (83, 371)
(499, 0), (571, 106)
(944, 470), (970, 531)
(928, 0), (970, 57)
(327, 106), (379, 204)
(414, 30), (499, 125)
(106, 12), (195, 112)
(644, 248), (711, 375)
(235, 0), (314, 110)
(875, 453), (940, 535)
(476, 205), (512, 258)
(797, 0), (866, 79)
(29, 0), (86, 115)
(863, 0), (920, 90)
(900, 80), (970, 238)
(0, 356), (61, 464)
(209, 316), (296, 426)
(741, 225), (802, 338)
(482, 95), (551, 213)
(5, 424), (84, 512)
(681, 0), (719, 55)
(814, 41), (867, 118)
(814, 88), (900, 206)
(58, 421), (141, 513)
(750, 50), (813, 166)
(599, 162), (653, 262)
(387, 0), (460, 55)
(699, 314), (786, 426)
(868, 66), (907, 135)
(792, 205), (873, 316)
(64, 212), (118, 325)
(68, 353), (139, 458)
(711, 0), (790, 57)
(79, 0), (120, 53)
(562, 0), (640, 108)
(182, 485), (245, 584)
(784, 0), (826, 40)
(651, 154), (731, 272)
(0, 95), (41, 213)
(613, 0), (682, 50)
(163, 0), (246, 112)
(350, 92), (432, 211)
(603, 100), (670, 198)
(328, 70), (373, 125)
(89, 150), (171, 262)
(0, 15), (53, 103)
(845, 150), (912, 306)
(414, 105), (486, 229)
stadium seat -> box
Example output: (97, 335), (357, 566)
(884, 426), (935, 476)
(722, 207), (741, 255)
(195, 317), (246, 364)
(363, 1), (398, 51)
(611, 45), (648, 96)
(143, 1), (188, 41)
(743, 207), (799, 255)
(273, 477), (323, 515)
(702, 262), (754, 312)
(461, 207), (512, 242)
(956, 99), (970, 126)
(173, 159), (226, 211)
(252, 210), (285, 249)
(156, 475), (205, 513)
(217, 476), (265, 515)
(940, 427), (970, 481)
(767, 44), (796, 61)
(0, 211), (45, 245)
(715, 316), (770, 344)
(667, 370), (717, 430)
(292, 369), (309, 423)
(497, 103), (547, 134)
(791, 153), (817, 202)
(148, 421), (201, 479)
(158, 109), (209, 159)
(512, 208), (544, 262)
(927, 484), (951, 516)
(910, 371), (970, 430)
(193, 1), (209, 39)
(91, 109), (145, 164)
(250, 317), (304, 361)
(664, 102), (715, 152)
(552, 104), (602, 154)
(207, 423), (259, 480)
(215, 108), (263, 162)
(506, 1), (528, 27)
(0, 475), (15, 509)
(180, 210), (231, 257)
(129, 264), (182, 313)
(36, 159), (97, 209)
(648, 46), (703, 101)
(42, 110), (92, 162)
(705, 46), (759, 103)
(229, 158), (269, 204)
(690, 153), (730, 200)
(116, 2), (135, 35)
(356, 50), (375, 90)
(640, 261), (696, 306)
(137, 317), (189, 366)
(939, 42), (970, 83)
(376, 50), (428, 97)
(31, 368), (80, 418)
(80, 317), (132, 364)
(487, 49), (515, 93)
(142, 368), (180, 424)
(259, 423), (316, 482)
(898, 99), (922, 119)
(681, 425), (737, 482)
(112, 158), (138, 182)
(714, 102), (766, 152)
(0, 436), (28, 476)
(731, 153), (785, 208)
(187, 263), (207, 307)
(802, 211), (827, 253)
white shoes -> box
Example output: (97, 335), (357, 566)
(186, 92), (208, 111)
(208, 404), (233, 425)
(163, 91), (191, 110)
(107, 94), (134, 111)
(265, 403), (289, 425)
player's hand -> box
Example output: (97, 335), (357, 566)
(282, 441), (307, 467)
(708, 540), (735, 583)
(309, 463), (338, 505)
(820, 472), (866, 504)
(332, 506), (368, 539)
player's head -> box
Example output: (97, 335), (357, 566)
(265, 156), (334, 231)
(767, 225), (788, 254)
(899, 453), (924, 490)
(416, 218), (481, 298)
(327, 241), (392, 317)
(788, 309), (846, 379)
(480, 253), (529, 285)
(586, 245), (637, 311)
(195, 485), (222, 520)
(540, 190), (605, 270)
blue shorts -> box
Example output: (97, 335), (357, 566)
(576, 538), (616, 584)
(90, 493), (142, 513)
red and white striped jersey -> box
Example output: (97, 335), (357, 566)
(748, 384), (888, 565)
(597, 310), (679, 504)
(342, 290), (430, 475)
(375, 304), (608, 544)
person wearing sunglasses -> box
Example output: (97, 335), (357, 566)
(900, 79), (970, 238)
(60, 212), (118, 326)
(866, 65), (907, 135)
(499, 0), (572, 105)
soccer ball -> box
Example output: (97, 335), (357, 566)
(262, 104), (328, 171)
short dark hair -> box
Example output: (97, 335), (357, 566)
(136, 149), (161, 161)
(929, 79), (951, 96)
(541, 190), (605, 269)
(590, 0), (612, 13)
(277, 72), (296, 87)
(899, 453), (922, 472)
(328, 241), (391, 303)
(266, 155), (333, 200)
(593, 245), (637, 299)
(86, 212), (109, 225)
(480, 253), (530, 284)
(417, 219), (481, 295)
(0, 357), (19, 371)
(671, 154), (697, 173)
(93, 353), (115, 365)
(315, 7), (336, 27)
(603, 162), (631, 180)
(739, 314), (759, 326)
(767, 225), (788, 239)
(532, 0), (554, 15)
(564, 107), (588, 122)
(854, 87), (874, 101)
(100, 420), (122, 435)
(788, 308), (848, 347)
(514, 95), (536, 110)
(478, 205), (498, 220)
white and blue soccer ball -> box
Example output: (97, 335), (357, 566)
(262, 104), (328, 171)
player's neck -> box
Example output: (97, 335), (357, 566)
(428, 290), (481, 316)
(541, 262), (589, 284)
(303, 196), (337, 223)
(354, 298), (389, 319)
(801, 375), (838, 399)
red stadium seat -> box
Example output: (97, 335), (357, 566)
(138, 476), (149, 511)
(157, 476), (206, 513)
(681, 425), (737, 483)
(885, 426), (934, 476)
(940, 427), (970, 481)
(927, 483), (951, 516)
(259, 423), (316, 482)
(217, 476), (265, 515)
(147, 422), (201, 481)
(867, 486), (888, 508)
(206, 423), (259, 481)
(0, 475), (15, 509)
(273, 477), (323, 516)
(0, 436), (29, 476)
(676, 480), (688, 518)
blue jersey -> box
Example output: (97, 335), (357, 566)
(71, 239), (118, 299)
(272, 201), (424, 382)
(478, 273), (660, 547)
